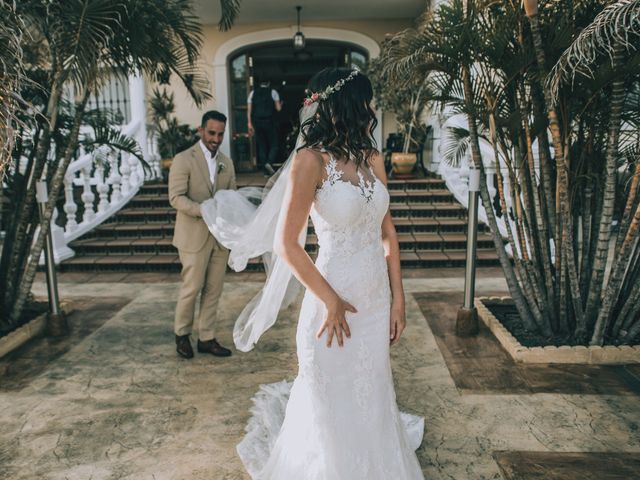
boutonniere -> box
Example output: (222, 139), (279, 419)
(217, 162), (225, 174)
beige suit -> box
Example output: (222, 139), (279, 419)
(168, 143), (237, 341)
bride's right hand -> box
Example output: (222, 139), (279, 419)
(316, 296), (357, 348)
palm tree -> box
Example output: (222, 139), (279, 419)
(384, 0), (551, 335)
(0, 1), (28, 181)
(544, 0), (640, 344)
(0, 0), (241, 334)
(380, 0), (640, 345)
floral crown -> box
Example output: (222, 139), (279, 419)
(303, 69), (360, 107)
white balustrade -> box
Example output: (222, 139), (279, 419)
(41, 71), (150, 265)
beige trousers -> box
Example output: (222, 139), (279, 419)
(174, 235), (229, 341)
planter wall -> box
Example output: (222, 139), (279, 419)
(476, 297), (640, 365)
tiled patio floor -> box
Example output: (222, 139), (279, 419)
(0, 273), (638, 479)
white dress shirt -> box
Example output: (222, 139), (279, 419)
(199, 140), (218, 187)
(247, 88), (281, 104)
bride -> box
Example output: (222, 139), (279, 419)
(202, 67), (424, 479)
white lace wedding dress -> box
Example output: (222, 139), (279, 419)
(237, 154), (425, 480)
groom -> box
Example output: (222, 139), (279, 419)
(168, 110), (236, 359)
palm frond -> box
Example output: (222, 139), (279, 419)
(111, 0), (210, 105)
(442, 126), (471, 167)
(81, 107), (148, 175)
(218, 0), (241, 32)
(52, 0), (124, 89)
(0, 0), (29, 181)
(548, 0), (640, 99)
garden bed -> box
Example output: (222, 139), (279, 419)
(476, 297), (640, 364)
(0, 300), (50, 358)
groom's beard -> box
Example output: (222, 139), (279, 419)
(206, 142), (220, 154)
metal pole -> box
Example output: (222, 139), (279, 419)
(36, 180), (67, 335)
(456, 167), (480, 336)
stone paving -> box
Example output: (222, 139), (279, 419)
(0, 271), (639, 479)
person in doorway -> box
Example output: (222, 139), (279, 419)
(247, 79), (282, 175)
(168, 110), (237, 359)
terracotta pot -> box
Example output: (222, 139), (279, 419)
(160, 158), (173, 170)
(391, 152), (417, 175)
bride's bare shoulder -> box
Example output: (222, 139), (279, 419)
(291, 147), (325, 183)
(295, 147), (325, 165)
(367, 149), (387, 183)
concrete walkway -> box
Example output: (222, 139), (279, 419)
(1, 273), (638, 479)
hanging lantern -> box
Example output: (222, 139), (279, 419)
(293, 6), (306, 51)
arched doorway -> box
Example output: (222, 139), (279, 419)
(228, 40), (368, 172)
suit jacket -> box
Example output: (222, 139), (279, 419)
(168, 143), (237, 253)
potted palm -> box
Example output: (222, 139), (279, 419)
(368, 42), (430, 176)
(149, 87), (198, 181)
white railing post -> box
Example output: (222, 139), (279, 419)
(80, 165), (96, 223)
(486, 164), (497, 201)
(109, 149), (122, 204)
(147, 132), (162, 180)
(120, 151), (132, 194)
(96, 157), (109, 213)
(63, 176), (78, 233)
(500, 162), (512, 214)
(50, 209), (74, 263)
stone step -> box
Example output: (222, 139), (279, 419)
(133, 188), (456, 208)
(100, 202), (469, 225)
(59, 249), (499, 273)
(88, 217), (489, 242)
(70, 231), (496, 258)
(61, 176), (500, 272)
(139, 177), (448, 194)
(60, 253), (268, 272)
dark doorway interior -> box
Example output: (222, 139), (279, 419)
(229, 40), (367, 172)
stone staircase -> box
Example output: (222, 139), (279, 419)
(60, 175), (499, 272)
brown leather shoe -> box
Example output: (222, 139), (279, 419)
(197, 338), (232, 357)
(175, 334), (194, 359)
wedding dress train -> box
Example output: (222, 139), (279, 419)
(236, 154), (425, 480)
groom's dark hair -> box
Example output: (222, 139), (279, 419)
(201, 110), (227, 126)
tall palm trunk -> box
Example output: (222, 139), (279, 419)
(527, 10), (585, 336)
(531, 84), (556, 236)
(588, 46), (627, 345)
(1, 76), (63, 325)
(490, 112), (545, 325)
(615, 244), (640, 340)
(518, 86), (556, 327)
(614, 158), (640, 255)
(9, 89), (90, 324)
(462, 65), (548, 334)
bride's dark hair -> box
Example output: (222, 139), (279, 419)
(298, 67), (378, 167)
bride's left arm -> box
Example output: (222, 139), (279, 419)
(370, 152), (406, 346)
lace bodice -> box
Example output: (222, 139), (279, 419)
(310, 155), (389, 259)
